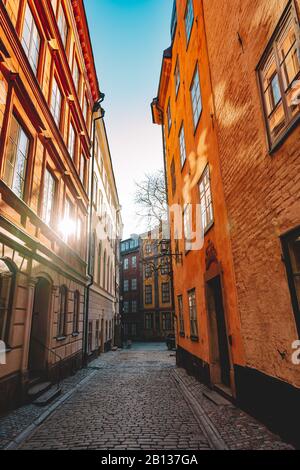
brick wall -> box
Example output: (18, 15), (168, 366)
(203, 0), (300, 387)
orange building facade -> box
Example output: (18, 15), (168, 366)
(0, 0), (99, 411)
(152, 0), (245, 396)
(153, 0), (300, 445)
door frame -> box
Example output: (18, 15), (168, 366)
(28, 275), (53, 374)
(204, 261), (235, 396)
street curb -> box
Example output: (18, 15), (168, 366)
(172, 369), (228, 450)
(4, 370), (98, 450)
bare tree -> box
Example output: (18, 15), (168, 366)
(134, 169), (168, 230)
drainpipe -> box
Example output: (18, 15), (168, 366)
(157, 102), (177, 348)
(83, 95), (105, 366)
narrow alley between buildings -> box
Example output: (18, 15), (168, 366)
(1, 343), (293, 451)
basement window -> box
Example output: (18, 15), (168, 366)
(282, 227), (300, 337)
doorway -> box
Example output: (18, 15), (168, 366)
(28, 278), (51, 376)
(206, 275), (231, 388)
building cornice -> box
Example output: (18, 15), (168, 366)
(71, 0), (100, 102)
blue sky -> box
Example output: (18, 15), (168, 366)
(84, 0), (173, 238)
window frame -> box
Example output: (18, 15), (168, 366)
(281, 226), (300, 337)
(3, 113), (32, 202)
(21, 2), (42, 77)
(72, 290), (80, 335)
(178, 295), (185, 336)
(198, 164), (214, 234)
(57, 285), (68, 339)
(190, 63), (203, 131)
(145, 285), (153, 305)
(41, 166), (57, 228)
(161, 282), (171, 304)
(0, 258), (16, 346)
(257, 0), (300, 152)
(188, 288), (198, 340)
(179, 123), (187, 168)
(184, 0), (194, 47)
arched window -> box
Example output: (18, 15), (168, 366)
(0, 259), (15, 343)
(103, 250), (107, 289)
(58, 285), (68, 338)
(73, 290), (80, 334)
(97, 242), (102, 285)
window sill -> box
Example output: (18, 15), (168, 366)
(269, 113), (300, 155)
(72, 332), (79, 337)
(190, 335), (199, 342)
(56, 336), (67, 342)
(204, 221), (215, 236)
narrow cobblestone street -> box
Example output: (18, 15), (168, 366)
(0, 343), (292, 451)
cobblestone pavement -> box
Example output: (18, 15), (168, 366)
(1, 344), (294, 450)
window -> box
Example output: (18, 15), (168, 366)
(171, 0), (177, 40)
(185, 0), (194, 44)
(83, 95), (89, 124)
(258, 3), (300, 148)
(68, 122), (76, 160)
(145, 285), (153, 305)
(167, 99), (172, 132)
(123, 301), (129, 313)
(162, 282), (171, 304)
(88, 321), (92, 354)
(89, 231), (95, 276)
(58, 285), (68, 338)
(95, 320), (100, 348)
(131, 300), (137, 313)
(0, 259), (14, 343)
(124, 280), (129, 292)
(178, 295), (184, 335)
(4, 115), (30, 199)
(199, 165), (214, 232)
(79, 154), (86, 186)
(124, 258), (129, 270)
(63, 198), (74, 244)
(175, 58), (180, 96)
(145, 313), (152, 330)
(50, 76), (62, 127)
(42, 168), (56, 227)
(170, 158), (176, 196)
(188, 289), (198, 338)
(282, 227), (300, 336)
(145, 243), (152, 255)
(73, 291), (80, 334)
(160, 258), (170, 275)
(131, 278), (137, 291)
(21, 4), (41, 75)
(162, 312), (172, 331)
(103, 250), (107, 288)
(179, 124), (186, 167)
(72, 58), (80, 94)
(184, 204), (192, 251)
(132, 256), (137, 268)
(145, 264), (152, 279)
(190, 66), (202, 128)
(57, 2), (68, 49)
(93, 173), (98, 208)
(77, 216), (83, 254)
(97, 242), (102, 285)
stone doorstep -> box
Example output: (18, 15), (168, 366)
(33, 386), (62, 407)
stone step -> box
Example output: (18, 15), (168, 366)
(33, 386), (62, 407)
(27, 381), (52, 399)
